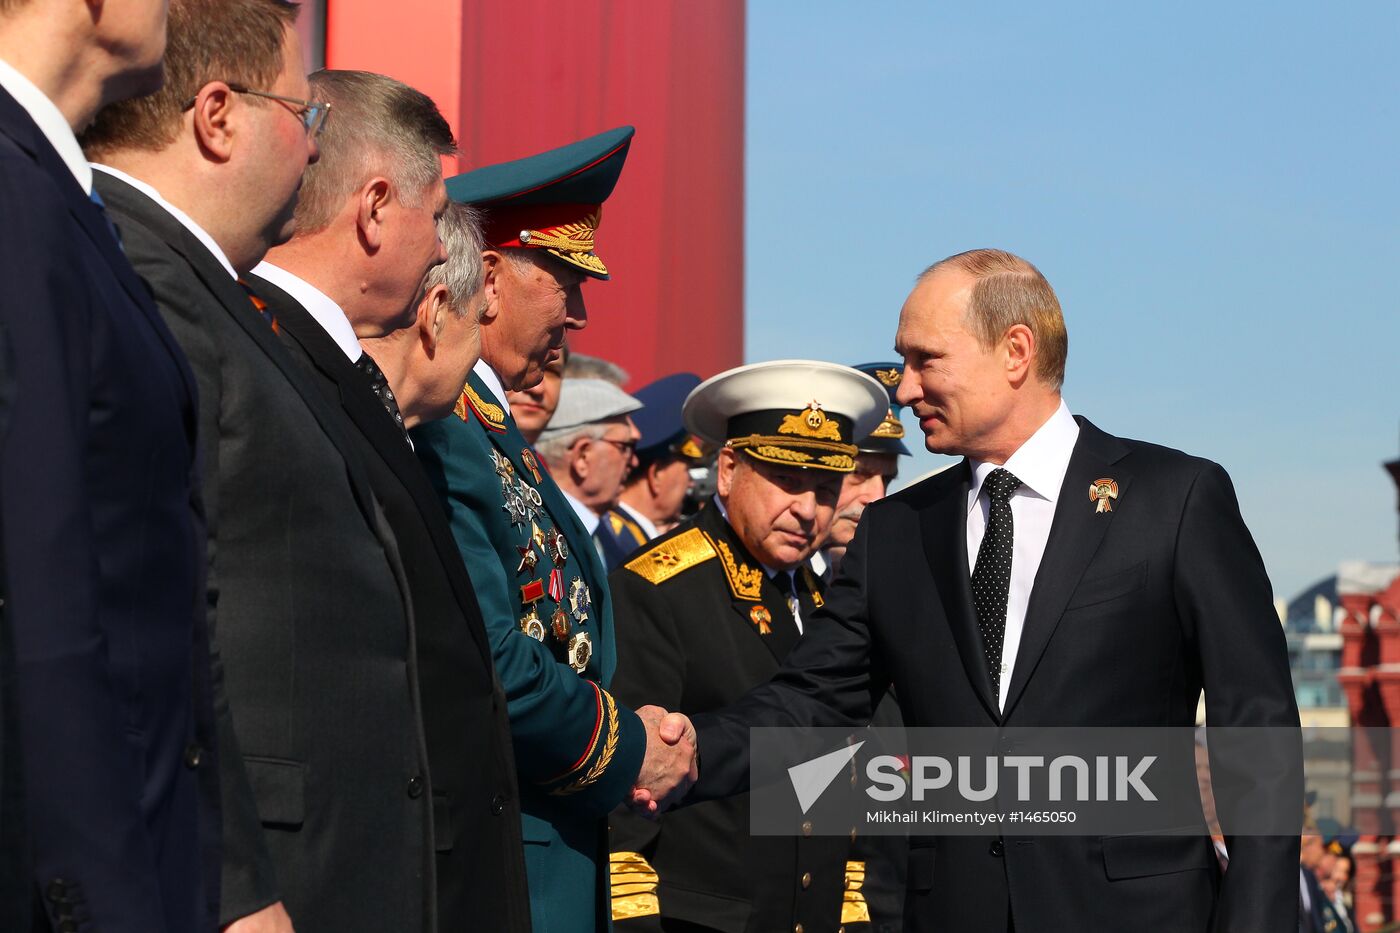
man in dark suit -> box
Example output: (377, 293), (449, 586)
(0, 1), (223, 930)
(643, 249), (1301, 932)
(80, 8), (450, 932)
(265, 189), (531, 929)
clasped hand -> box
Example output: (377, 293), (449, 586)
(630, 706), (698, 819)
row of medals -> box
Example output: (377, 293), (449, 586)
(494, 448), (593, 674)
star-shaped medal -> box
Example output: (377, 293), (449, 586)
(568, 577), (592, 624)
(516, 543), (539, 574)
(503, 492), (527, 527)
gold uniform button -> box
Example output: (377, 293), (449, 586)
(801, 871), (812, 889)
(801, 820), (813, 837)
(850, 827), (858, 842)
(794, 925), (804, 933)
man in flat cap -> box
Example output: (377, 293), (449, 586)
(412, 127), (697, 933)
(533, 377), (644, 564)
(607, 360), (888, 932)
(597, 373), (705, 571)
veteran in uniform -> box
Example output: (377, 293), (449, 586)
(413, 127), (696, 933)
(607, 361), (887, 933)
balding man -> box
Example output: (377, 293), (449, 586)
(665, 249), (1302, 933)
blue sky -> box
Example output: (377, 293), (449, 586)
(743, 2), (1398, 601)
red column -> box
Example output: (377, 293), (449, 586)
(321, 0), (746, 388)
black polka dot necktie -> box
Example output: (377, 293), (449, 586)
(355, 352), (409, 445)
(972, 467), (1021, 700)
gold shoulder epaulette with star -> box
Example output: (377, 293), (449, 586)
(625, 527), (716, 585)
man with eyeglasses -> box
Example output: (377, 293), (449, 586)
(78, 4), (443, 933)
(533, 377), (644, 563)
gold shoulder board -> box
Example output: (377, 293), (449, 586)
(625, 527), (716, 585)
(459, 384), (507, 432)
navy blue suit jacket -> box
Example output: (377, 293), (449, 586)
(0, 86), (219, 932)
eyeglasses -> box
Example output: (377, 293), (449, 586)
(594, 436), (637, 457)
(181, 83), (330, 138)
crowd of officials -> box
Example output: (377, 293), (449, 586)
(0, 0), (907, 930)
(2, 1), (1311, 932)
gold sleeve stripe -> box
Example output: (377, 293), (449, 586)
(543, 682), (604, 785)
(841, 859), (870, 924)
(610, 852), (660, 920)
(624, 526), (716, 585)
(551, 688), (622, 795)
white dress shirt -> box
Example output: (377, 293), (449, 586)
(252, 261), (362, 361)
(966, 399), (1080, 710)
(474, 358), (517, 416)
(0, 56), (91, 193)
(90, 165), (237, 278)
(616, 500), (660, 541)
(561, 489), (601, 537)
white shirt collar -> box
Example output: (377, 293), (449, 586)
(252, 261), (362, 361)
(616, 500), (660, 541)
(473, 359), (511, 413)
(562, 490), (600, 535)
(90, 164), (237, 279)
(0, 56), (91, 193)
(967, 399), (1080, 513)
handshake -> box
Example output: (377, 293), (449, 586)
(630, 706), (700, 819)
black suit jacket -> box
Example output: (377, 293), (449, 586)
(265, 282), (532, 933)
(96, 174), (437, 932)
(1, 92), (218, 932)
(693, 418), (1302, 933)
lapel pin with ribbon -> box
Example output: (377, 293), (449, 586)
(1089, 478), (1119, 513)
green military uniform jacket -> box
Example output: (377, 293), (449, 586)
(607, 504), (866, 933)
(414, 369), (646, 933)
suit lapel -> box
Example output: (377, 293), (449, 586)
(271, 306), (499, 671)
(918, 461), (1000, 720)
(242, 274), (384, 525)
(84, 184), (199, 411)
(1001, 418), (1131, 718)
